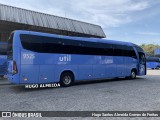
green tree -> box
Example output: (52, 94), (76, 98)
(140, 44), (160, 56)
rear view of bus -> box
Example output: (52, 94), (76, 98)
(0, 42), (7, 77)
(7, 32), (19, 83)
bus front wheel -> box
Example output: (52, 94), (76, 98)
(130, 70), (136, 79)
(60, 72), (74, 87)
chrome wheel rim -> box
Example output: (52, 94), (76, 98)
(63, 76), (71, 85)
(131, 71), (136, 79)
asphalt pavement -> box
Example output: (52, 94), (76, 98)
(0, 70), (160, 120)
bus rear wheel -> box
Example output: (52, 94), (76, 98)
(130, 70), (136, 79)
(60, 72), (74, 87)
(0, 75), (3, 79)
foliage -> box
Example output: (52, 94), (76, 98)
(140, 44), (160, 56)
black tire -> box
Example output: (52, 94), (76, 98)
(60, 72), (74, 87)
(0, 75), (3, 79)
(125, 76), (130, 79)
(130, 70), (136, 79)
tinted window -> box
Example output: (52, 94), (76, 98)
(0, 44), (7, 55)
(126, 46), (137, 59)
(20, 34), (137, 58)
(7, 33), (14, 60)
(113, 44), (123, 56)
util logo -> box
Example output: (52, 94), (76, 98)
(59, 55), (71, 62)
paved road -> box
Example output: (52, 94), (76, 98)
(0, 70), (160, 119)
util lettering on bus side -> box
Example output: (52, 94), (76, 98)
(59, 55), (71, 62)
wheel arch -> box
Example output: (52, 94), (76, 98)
(60, 70), (75, 81)
(131, 68), (137, 75)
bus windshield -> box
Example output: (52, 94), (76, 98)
(139, 52), (146, 64)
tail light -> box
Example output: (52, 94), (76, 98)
(12, 60), (18, 75)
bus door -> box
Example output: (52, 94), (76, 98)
(139, 52), (146, 75)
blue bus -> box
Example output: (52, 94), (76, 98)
(154, 48), (160, 57)
(7, 30), (146, 87)
(0, 42), (7, 77)
(146, 57), (160, 69)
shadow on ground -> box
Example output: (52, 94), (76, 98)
(8, 77), (146, 93)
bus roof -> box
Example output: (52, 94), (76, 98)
(14, 30), (134, 47)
